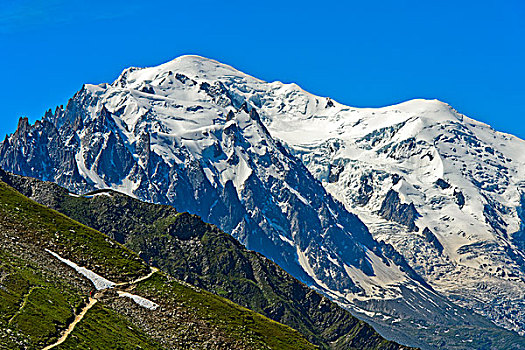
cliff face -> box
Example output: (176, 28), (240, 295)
(379, 189), (421, 232)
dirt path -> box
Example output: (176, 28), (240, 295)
(8, 286), (40, 325)
(116, 266), (159, 287)
(41, 264), (159, 349)
(42, 297), (97, 350)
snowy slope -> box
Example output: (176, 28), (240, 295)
(262, 97), (525, 335)
(1, 55), (524, 348)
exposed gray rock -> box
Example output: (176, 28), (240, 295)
(453, 188), (465, 208)
(356, 173), (374, 206)
(435, 178), (450, 190)
(422, 227), (444, 255)
(379, 190), (420, 232)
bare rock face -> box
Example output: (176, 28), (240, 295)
(379, 190), (420, 232)
(422, 227), (444, 254)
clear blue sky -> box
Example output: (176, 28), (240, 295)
(1, 0), (524, 139)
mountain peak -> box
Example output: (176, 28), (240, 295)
(112, 54), (263, 90)
(393, 98), (450, 109)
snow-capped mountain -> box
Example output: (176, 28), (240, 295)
(1, 55), (523, 348)
(263, 97), (525, 335)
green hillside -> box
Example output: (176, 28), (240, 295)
(0, 169), (411, 350)
(0, 180), (316, 349)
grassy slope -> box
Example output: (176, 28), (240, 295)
(133, 273), (316, 350)
(0, 181), (149, 282)
(17, 180), (409, 350)
(6, 171), (524, 349)
(0, 180), (316, 350)
(0, 245), (159, 350)
(56, 303), (164, 350)
(0, 249), (81, 349)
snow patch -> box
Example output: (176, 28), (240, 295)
(46, 249), (116, 290)
(83, 192), (112, 199)
(278, 234), (294, 246)
(117, 291), (159, 310)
